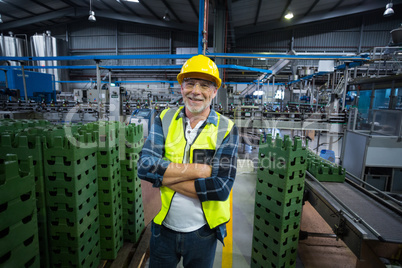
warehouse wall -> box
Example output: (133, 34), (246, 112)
(232, 11), (401, 73)
(27, 10), (401, 92)
(235, 12), (400, 55)
(35, 19), (198, 92)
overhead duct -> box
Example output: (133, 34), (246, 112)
(241, 50), (296, 96)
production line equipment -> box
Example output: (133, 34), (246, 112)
(127, 108), (158, 138)
(303, 161), (402, 263)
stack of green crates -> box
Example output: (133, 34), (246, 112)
(0, 119), (49, 134)
(84, 121), (123, 260)
(120, 123), (145, 243)
(43, 129), (100, 268)
(252, 134), (307, 268)
(0, 130), (50, 268)
(0, 119), (147, 264)
(0, 154), (40, 267)
(0, 120), (51, 268)
(307, 150), (345, 182)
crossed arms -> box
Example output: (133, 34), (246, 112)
(137, 114), (239, 202)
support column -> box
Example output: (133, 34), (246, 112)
(388, 80), (397, 109)
(369, 83), (375, 110)
(312, 78), (315, 106)
(96, 60), (102, 119)
(341, 64), (349, 111)
(198, 0), (205, 55)
(315, 77), (319, 111)
(213, 0), (227, 111)
(271, 75), (275, 105)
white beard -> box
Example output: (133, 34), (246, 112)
(184, 96), (212, 114)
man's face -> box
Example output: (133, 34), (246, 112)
(181, 77), (217, 115)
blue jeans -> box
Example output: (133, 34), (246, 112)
(149, 222), (218, 268)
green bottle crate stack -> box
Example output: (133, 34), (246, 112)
(0, 155), (40, 268)
(0, 121), (51, 268)
(0, 119), (145, 267)
(306, 150), (346, 182)
(120, 124), (145, 244)
(82, 121), (123, 260)
(43, 130), (100, 268)
(252, 134), (307, 268)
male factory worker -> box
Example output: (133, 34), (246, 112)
(138, 54), (239, 268)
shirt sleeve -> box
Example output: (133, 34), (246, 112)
(194, 124), (239, 202)
(137, 115), (171, 188)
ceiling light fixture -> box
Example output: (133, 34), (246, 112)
(383, 2), (394, 17)
(88, 10), (96, 22)
(88, 0), (96, 22)
(284, 10), (294, 20)
(125, 0), (140, 2)
(163, 12), (171, 22)
(0, 14), (3, 24)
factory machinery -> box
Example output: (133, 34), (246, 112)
(1, 32), (401, 267)
(248, 131), (402, 267)
(305, 169), (402, 264)
(0, 80), (348, 146)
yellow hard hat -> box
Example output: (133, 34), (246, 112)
(177, 55), (222, 89)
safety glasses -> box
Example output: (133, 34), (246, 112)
(183, 78), (216, 91)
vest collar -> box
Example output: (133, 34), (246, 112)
(175, 106), (219, 127)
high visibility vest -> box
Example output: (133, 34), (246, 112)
(153, 107), (234, 229)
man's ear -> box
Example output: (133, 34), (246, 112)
(212, 88), (218, 98)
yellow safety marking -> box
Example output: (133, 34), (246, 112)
(221, 190), (233, 268)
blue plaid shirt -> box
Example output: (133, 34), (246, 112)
(138, 107), (239, 243)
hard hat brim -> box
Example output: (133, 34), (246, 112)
(177, 72), (221, 89)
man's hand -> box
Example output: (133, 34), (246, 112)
(166, 180), (198, 199)
(162, 162), (211, 186)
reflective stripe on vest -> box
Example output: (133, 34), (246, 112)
(153, 107), (234, 229)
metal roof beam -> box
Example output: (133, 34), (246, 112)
(161, 0), (183, 23)
(2, 0), (37, 16)
(59, 0), (82, 8)
(236, 2), (395, 38)
(330, 0), (345, 11)
(279, 0), (293, 20)
(186, 0), (199, 19)
(139, 0), (161, 21)
(116, 0), (141, 17)
(0, 7), (80, 30)
(304, 0), (320, 17)
(254, 0), (262, 25)
(97, 0), (120, 13)
(0, 7), (196, 32)
(95, 10), (195, 31)
(29, 0), (57, 11)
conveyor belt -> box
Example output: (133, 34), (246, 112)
(305, 173), (402, 258)
(322, 182), (402, 243)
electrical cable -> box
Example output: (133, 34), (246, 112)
(313, 135), (343, 151)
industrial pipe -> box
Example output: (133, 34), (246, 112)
(203, 0), (209, 55)
(341, 64), (348, 110)
(96, 60), (101, 118)
(198, 0), (205, 55)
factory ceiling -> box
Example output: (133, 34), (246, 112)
(0, 0), (401, 40)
